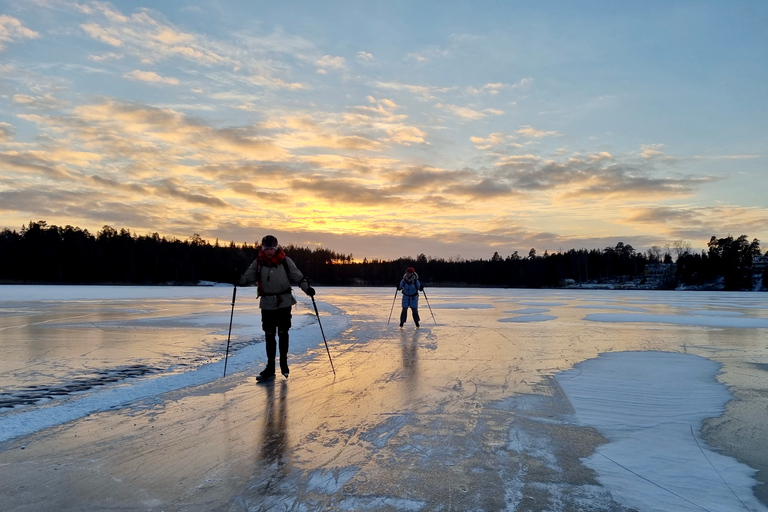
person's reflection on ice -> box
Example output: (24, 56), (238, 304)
(401, 328), (420, 377)
(259, 380), (288, 469)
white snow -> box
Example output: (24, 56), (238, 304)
(557, 351), (767, 512)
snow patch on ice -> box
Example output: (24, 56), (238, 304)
(504, 307), (550, 314)
(557, 351), (767, 512)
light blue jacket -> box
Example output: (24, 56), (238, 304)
(399, 276), (421, 308)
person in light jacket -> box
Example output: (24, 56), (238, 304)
(239, 235), (315, 381)
(398, 267), (422, 328)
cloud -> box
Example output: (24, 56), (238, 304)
(470, 132), (522, 150)
(89, 174), (149, 194)
(405, 45), (450, 64)
(346, 96), (407, 122)
(623, 205), (768, 241)
(81, 22), (123, 47)
(123, 70), (180, 85)
(437, 103), (504, 120)
(88, 52), (123, 62)
(245, 74), (306, 90)
(373, 81), (437, 100)
(79, 6), (234, 67)
(0, 15), (40, 51)
(471, 126), (561, 150)
(0, 146), (97, 180)
(515, 125), (561, 139)
(152, 178), (229, 207)
(316, 54), (345, 74)
(356, 51), (374, 62)
(0, 122), (16, 141)
(386, 125), (427, 145)
(301, 154), (399, 175)
(489, 153), (719, 201)
(265, 113), (384, 152)
(481, 78), (533, 94)
(446, 178), (519, 199)
(641, 143), (666, 159)
(387, 166), (474, 192)
(290, 177), (401, 205)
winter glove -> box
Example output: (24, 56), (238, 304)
(306, 286), (316, 297)
(237, 276), (248, 286)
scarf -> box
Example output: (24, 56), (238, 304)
(403, 272), (419, 284)
(257, 247), (286, 266)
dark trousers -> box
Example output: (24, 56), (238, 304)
(400, 306), (420, 325)
(262, 307), (292, 374)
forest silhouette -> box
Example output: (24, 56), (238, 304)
(0, 221), (764, 291)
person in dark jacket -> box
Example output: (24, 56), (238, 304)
(239, 235), (315, 381)
(398, 267), (422, 328)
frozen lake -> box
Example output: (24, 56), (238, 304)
(0, 285), (766, 511)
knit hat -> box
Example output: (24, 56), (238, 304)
(406, 267), (415, 273)
(261, 235), (278, 248)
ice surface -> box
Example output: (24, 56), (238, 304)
(585, 312), (768, 328)
(504, 307), (551, 314)
(499, 314), (558, 322)
(1, 285), (766, 511)
(0, 285), (349, 442)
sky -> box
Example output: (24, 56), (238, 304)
(0, 0), (766, 261)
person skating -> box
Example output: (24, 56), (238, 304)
(239, 235), (315, 381)
(398, 267), (423, 328)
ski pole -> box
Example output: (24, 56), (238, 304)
(223, 285), (237, 377)
(308, 282), (335, 375)
(421, 288), (436, 324)
(387, 288), (398, 325)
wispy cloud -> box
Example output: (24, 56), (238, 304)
(623, 205), (768, 241)
(0, 15), (40, 51)
(124, 70), (179, 85)
(437, 103), (504, 120)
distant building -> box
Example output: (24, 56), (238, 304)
(753, 254), (768, 272)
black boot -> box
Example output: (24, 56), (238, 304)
(257, 332), (277, 381)
(278, 331), (290, 378)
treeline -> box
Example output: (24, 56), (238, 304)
(0, 221), (764, 291)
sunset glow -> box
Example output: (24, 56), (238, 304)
(1, 1), (765, 260)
